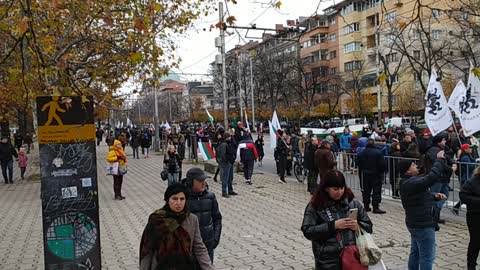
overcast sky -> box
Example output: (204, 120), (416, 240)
(173, 0), (335, 82)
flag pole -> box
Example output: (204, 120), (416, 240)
(449, 110), (463, 148)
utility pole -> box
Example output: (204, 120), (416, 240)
(219, 2), (228, 129)
(168, 91), (172, 121)
(238, 54), (244, 121)
(154, 82), (160, 152)
(249, 53), (255, 132)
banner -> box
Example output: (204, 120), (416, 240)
(270, 110), (281, 149)
(424, 69), (453, 136)
(36, 96), (101, 269)
(459, 66), (480, 136)
(269, 120), (275, 149)
(198, 141), (216, 160)
(448, 80), (467, 117)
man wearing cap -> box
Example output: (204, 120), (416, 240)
(0, 136), (18, 184)
(398, 150), (452, 270)
(357, 138), (387, 213)
(424, 131), (455, 220)
(184, 167), (222, 263)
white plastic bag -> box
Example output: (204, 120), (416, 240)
(369, 259), (386, 270)
(356, 228), (382, 266)
(106, 162), (119, 175)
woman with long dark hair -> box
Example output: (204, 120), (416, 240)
(301, 170), (373, 269)
(139, 183), (213, 270)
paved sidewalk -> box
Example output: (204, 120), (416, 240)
(0, 143), (472, 269)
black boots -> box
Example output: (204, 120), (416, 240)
(372, 205), (386, 214)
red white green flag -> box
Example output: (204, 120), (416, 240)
(198, 142), (216, 160)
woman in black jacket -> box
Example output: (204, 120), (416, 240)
(163, 145), (181, 186)
(388, 142), (402, 198)
(460, 166), (480, 270)
(301, 170), (373, 270)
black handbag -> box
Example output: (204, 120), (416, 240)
(160, 169), (168, 181)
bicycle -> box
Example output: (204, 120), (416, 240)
(293, 154), (308, 183)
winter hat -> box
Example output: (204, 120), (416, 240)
(432, 131), (448, 144)
(461, 144), (474, 151)
(113, 139), (122, 147)
(186, 167), (209, 182)
(352, 131), (358, 136)
(399, 160), (414, 176)
(423, 128), (431, 135)
(164, 183), (188, 202)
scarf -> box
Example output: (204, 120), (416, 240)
(139, 206), (194, 270)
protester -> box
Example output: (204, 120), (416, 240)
(118, 131), (127, 149)
(23, 132), (33, 154)
(105, 131), (115, 146)
(0, 136), (17, 184)
(452, 144), (477, 214)
(130, 131), (141, 159)
(388, 142), (402, 198)
(399, 150), (453, 270)
(106, 140), (127, 200)
(286, 137), (293, 176)
(96, 128), (104, 146)
(314, 140), (337, 184)
(184, 168), (222, 263)
(340, 127), (352, 172)
(305, 135), (319, 194)
(14, 132), (23, 151)
(141, 129), (152, 158)
(216, 133), (236, 197)
(164, 145), (181, 186)
(357, 138), (387, 214)
(213, 131), (224, 182)
(301, 170), (373, 270)
(17, 147), (28, 180)
(425, 131), (454, 222)
(254, 134), (265, 166)
(238, 138), (258, 185)
(276, 132), (289, 183)
(459, 165), (480, 270)
(139, 183), (213, 270)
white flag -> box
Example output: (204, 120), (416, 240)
(244, 108), (250, 132)
(269, 120), (276, 149)
(424, 69), (453, 136)
(448, 80), (467, 117)
(270, 111), (281, 149)
(459, 66), (480, 136)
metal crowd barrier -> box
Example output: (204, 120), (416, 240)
(336, 152), (479, 212)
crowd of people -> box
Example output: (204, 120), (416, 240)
(99, 120), (480, 270)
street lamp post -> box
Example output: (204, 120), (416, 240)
(249, 53), (255, 132)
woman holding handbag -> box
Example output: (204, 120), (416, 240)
(301, 170), (373, 270)
(107, 140), (127, 200)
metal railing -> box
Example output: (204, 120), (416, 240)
(336, 152), (479, 212)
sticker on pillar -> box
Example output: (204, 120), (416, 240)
(61, 187), (78, 199)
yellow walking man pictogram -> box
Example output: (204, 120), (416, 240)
(41, 96), (66, 126)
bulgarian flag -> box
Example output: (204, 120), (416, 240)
(386, 123), (392, 133)
(206, 109), (214, 125)
(198, 141), (216, 160)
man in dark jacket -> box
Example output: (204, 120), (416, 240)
(304, 135), (319, 194)
(276, 132), (289, 183)
(398, 150), (452, 270)
(314, 140), (337, 184)
(216, 133), (237, 197)
(424, 131), (454, 214)
(96, 128), (104, 146)
(0, 136), (18, 184)
(184, 168), (222, 263)
(357, 138), (387, 214)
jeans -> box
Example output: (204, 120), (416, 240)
(242, 160), (254, 180)
(342, 150), (352, 170)
(167, 172), (178, 186)
(431, 183), (449, 209)
(407, 226), (436, 270)
(1, 160), (13, 183)
(220, 163), (232, 194)
(467, 213), (480, 269)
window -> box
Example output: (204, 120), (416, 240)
(386, 11), (397, 22)
(329, 17), (336, 25)
(344, 60), (362, 71)
(386, 53), (398, 64)
(344, 42), (362, 53)
(320, 50), (329, 60)
(413, 50), (420, 59)
(330, 67), (337, 75)
(463, 12), (469, 20)
(328, 33), (336, 42)
(432, 9), (440, 19)
(432, 30), (442, 40)
(412, 29), (421, 39)
(329, 50), (337, 59)
(344, 23), (360, 34)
